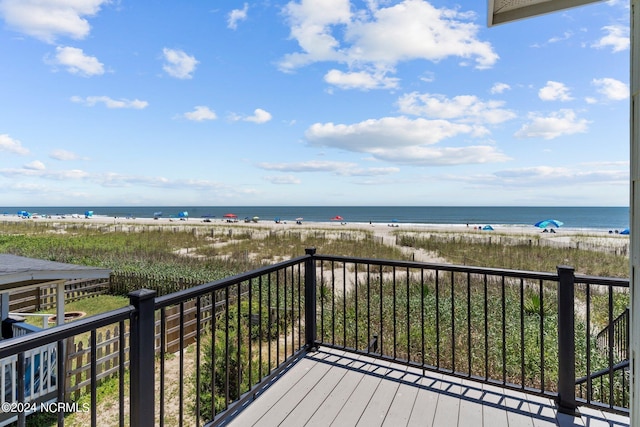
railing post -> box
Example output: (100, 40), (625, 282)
(304, 248), (318, 351)
(557, 265), (578, 415)
(129, 289), (156, 427)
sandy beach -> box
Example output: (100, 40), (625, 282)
(1, 213), (630, 260)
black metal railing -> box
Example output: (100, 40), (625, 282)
(596, 308), (629, 362)
(310, 254), (629, 416)
(0, 249), (630, 426)
(0, 303), (133, 427)
(575, 276), (630, 412)
(153, 255), (309, 426)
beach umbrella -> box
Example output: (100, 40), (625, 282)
(84, 210), (94, 218)
(482, 225), (494, 231)
(295, 217), (303, 221)
(534, 219), (563, 228)
(621, 228), (630, 235)
(331, 215), (344, 221)
(153, 211), (163, 217)
(252, 216), (259, 222)
(223, 213), (237, 218)
(178, 211), (189, 218)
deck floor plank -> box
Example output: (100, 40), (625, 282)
(480, 383), (510, 427)
(430, 373), (462, 427)
(456, 378), (484, 427)
(406, 366), (442, 427)
(355, 362), (405, 427)
(222, 348), (630, 427)
(305, 366), (367, 426)
(329, 355), (393, 427)
(279, 356), (350, 427)
(381, 382), (419, 427)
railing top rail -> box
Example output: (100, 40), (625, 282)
(573, 274), (629, 288)
(154, 255), (308, 309)
(0, 306), (133, 359)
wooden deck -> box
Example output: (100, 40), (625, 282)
(224, 348), (630, 427)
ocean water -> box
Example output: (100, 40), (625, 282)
(1, 206), (629, 231)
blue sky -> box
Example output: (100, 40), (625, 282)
(0, 0), (630, 207)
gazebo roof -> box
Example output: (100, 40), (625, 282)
(0, 254), (111, 292)
(487, 0), (604, 26)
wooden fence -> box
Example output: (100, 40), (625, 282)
(64, 295), (224, 398)
(396, 232), (630, 256)
(65, 326), (128, 400)
(9, 278), (110, 313)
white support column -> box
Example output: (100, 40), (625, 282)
(631, 0), (640, 423)
(56, 280), (65, 326)
(0, 293), (8, 321)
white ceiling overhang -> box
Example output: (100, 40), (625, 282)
(488, 0), (604, 26)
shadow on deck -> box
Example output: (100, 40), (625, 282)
(225, 347), (630, 427)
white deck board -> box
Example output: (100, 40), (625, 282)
(224, 348), (630, 427)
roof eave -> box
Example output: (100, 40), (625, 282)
(488, 0), (604, 27)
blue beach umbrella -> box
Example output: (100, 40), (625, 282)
(534, 219), (563, 228)
(482, 225), (494, 231)
(620, 228), (630, 235)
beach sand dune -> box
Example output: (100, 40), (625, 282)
(0, 214), (629, 258)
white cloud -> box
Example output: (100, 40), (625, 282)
(0, 167), (89, 180)
(492, 165), (628, 186)
(307, 117), (472, 149)
(258, 160), (357, 172)
(280, 0), (351, 70)
(345, 1), (497, 68)
(71, 95), (149, 109)
(50, 149), (81, 161)
(244, 108), (272, 124)
(592, 77), (629, 101)
(337, 166), (400, 176)
(397, 92), (516, 124)
(592, 25), (629, 53)
(538, 81), (572, 102)
(50, 46), (104, 76)
(280, 0), (498, 85)
(515, 109), (589, 140)
(264, 175), (301, 184)
(490, 82), (510, 94)
(228, 3), (248, 30)
(305, 116), (510, 165)
(24, 160), (45, 170)
(547, 31), (573, 44)
(370, 145), (511, 166)
(324, 69), (399, 90)
(0, 134), (29, 155)
(258, 160), (400, 176)
(184, 106), (217, 121)
(162, 48), (198, 79)
(0, 0), (108, 43)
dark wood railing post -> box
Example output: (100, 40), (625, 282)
(304, 248), (318, 350)
(557, 265), (578, 415)
(129, 289), (156, 427)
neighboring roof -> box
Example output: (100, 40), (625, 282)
(0, 254), (111, 292)
(487, 0), (603, 26)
